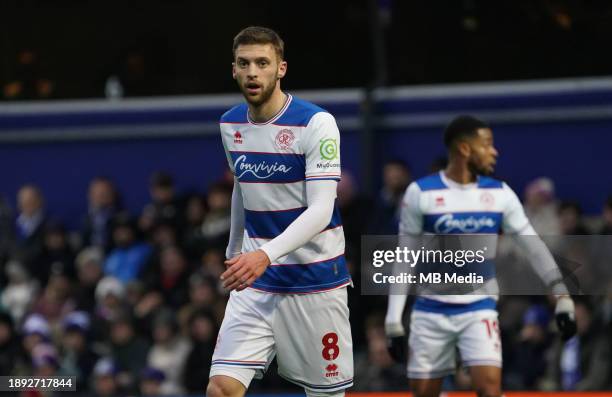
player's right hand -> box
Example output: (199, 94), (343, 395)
(221, 250), (271, 291)
(385, 322), (408, 364)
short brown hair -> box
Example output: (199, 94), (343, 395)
(233, 26), (284, 60)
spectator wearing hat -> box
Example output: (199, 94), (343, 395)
(1, 260), (38, 324)
(73, 247), (105, 312)
(524, 177), (561, 236)
(147, 309), (190, 395)
(139, 366), (166, 396)
(0, 311), (18, 375)
(104, 213), (151, 284)
(92, 358), (120, 397)
(59, 311), (99, 392)
(92, 277), (128, 343)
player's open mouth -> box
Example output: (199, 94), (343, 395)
(245, 83), (261, 95)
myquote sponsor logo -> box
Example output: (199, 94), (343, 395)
(434, 213), (496, 233)
(234, 155), (293, 180)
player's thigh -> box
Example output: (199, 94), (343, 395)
(210, 290), (276, 389)
(456, 309), (502, 369)
(409, 378), (444, 397)
(274, 288), (353, 392)
(469, 366), (502, 397)
(408, 310), (456, 379)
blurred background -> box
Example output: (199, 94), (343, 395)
(1, 0), (612, 395)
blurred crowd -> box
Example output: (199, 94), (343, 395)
(1, 163), (612, 395)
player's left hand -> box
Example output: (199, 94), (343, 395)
(555, 295), (577, 341)
(221, 250), (271, 291)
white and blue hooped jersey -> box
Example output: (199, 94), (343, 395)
(400, 171), (532, 310)
(219, 94), (350, 294)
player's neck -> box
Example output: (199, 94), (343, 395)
(248, 88), (287, 123)
(444, 163), (477, 185)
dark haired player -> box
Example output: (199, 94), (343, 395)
(385, 115), (576, 397)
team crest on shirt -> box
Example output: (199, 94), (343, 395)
(233, 131), (243, 144)
(435, 196), (445, 207)
(480, 191), (495, 209)
(275, 129), (295, 150)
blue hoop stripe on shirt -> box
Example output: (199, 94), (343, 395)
(414, 297), (497, 315)
(245, 205), (342, 239)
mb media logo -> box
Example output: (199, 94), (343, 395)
(325, 363), (339, 378)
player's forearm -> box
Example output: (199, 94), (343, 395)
(226, 178), (245, 259)
(517, 224), (569, 295)
(259, 180), (336, 263)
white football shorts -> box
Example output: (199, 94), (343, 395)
(407, 308), (502, 379)
(210, 287), (353, 392)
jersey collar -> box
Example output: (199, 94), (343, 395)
(247, 94), (292, 126)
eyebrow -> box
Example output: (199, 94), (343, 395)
(236, 56), (271, 63)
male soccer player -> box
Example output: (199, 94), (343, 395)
(206, 27), (353, 397)
(384, 116), (576, 397)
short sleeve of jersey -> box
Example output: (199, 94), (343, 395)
(302, 112), (341, 181)
(399, 182), (423, 235)
(501, 182), (531, 234)
(220, 125), (235, 174)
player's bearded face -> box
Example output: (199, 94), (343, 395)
(233, 44), (286, 107)
(468, 128), (498, 175)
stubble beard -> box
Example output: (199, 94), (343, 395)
(240, 78), (277, 107)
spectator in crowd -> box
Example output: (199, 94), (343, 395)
(199, 182), (232, 250)
(182, 194), (208, 260)
(183, 310), (217, 394)
(541, 299), (611, 391)
(0, 195), (14, 269)
(109, 313), (150, 394)
(524, 177), (561, 235)
(369, 159), (411, 234)
(0, 311), (18, 376)
(505, 304), (553, 390)
(73, 247), (105, 312)
(337, 169), (370, 253)
(92, 277), (128, 343)
(31, 269), (76, 327)
(92, 358), (120, 397)
(139, 366), (166, 396)
(139, 172), (182, 235)
(177, 272), (219, 334)
(13, 184), (48, 269)
(35, 220), (76, 285)
(59, 311), (99, 392)
(31, 343), (60, 377)
(147, 309), (191, 395)
(1, 260), (38, 323)
(2, 49), (54, 100)
(599, 196), (612, 235)
(82, 177), (120, 252)
(559, 201), (590, 235)
(353, 316), (408, 391)
(17, 314), (52, 375)
(104, 213), (151, 284)
(143, 245), (191, 310)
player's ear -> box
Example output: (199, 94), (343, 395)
(277, 60), (287, 79)
(232, 62), (237, 80)
(456, 140), (471, 157)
